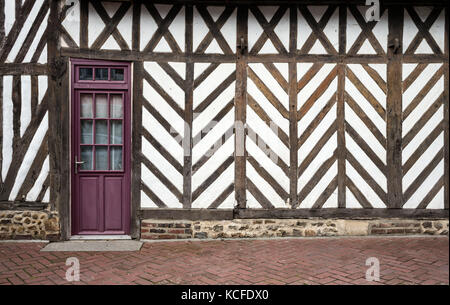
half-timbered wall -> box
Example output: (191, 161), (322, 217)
(1, 1), (448, 236)
(1, 0), (50, 210)
(58, 1), (448, 214)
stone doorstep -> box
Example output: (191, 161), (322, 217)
(40, 240), (143, 252)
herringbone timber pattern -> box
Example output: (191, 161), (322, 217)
(246, 63), (290, 208)
(191, 63), (236, 208)
(402, 63), (445, 209)
(141, 61), (185, 208)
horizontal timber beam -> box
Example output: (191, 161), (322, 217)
(235, 208), (449, 219)
(100, 1), (448, 6)
(140, 208), (234, 220)
(0, 201), (49, 211)
(61, 48), (448, 64)
(139, 208), (449, 220)
(0, 63), (48, 75)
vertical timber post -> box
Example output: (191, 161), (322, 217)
(289, 4), (298, 208)
(386, 6), (404, 208)
(235, 5), (248, 210)
(48, 0), (70, 240)
(130, 1), (142, 239)
(183, 4), (194, 208)
(444, 5), (449, 209)
(337, 4), (347, 208)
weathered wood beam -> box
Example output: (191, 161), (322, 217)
(48, 0), (70, 239)
(386, 6), (404, 208)
(235, 208), (449, 219)
(234, 5), (247, 209)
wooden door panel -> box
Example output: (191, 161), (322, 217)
(79, 176), (100, 232)
(104, 177), (124, 231)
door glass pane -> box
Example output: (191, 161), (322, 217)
(95, 94), (108, 118)
(95, 68), (108, 80)
(79, 68), (93, 80)
(95, 120), (108, 144)
(80, 146), (93, 170)
(110, 94), (123, 118)
(80, 94), (93, 118)
(95, 146), (108, 170)
(111, 147), (123, 170)
(111, 121), (122, 144)
(80, 120), (93, 144)
(111, 68), (124, 81)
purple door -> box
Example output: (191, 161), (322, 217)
(71, 60), (131, 235)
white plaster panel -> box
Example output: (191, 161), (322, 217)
(346, 133), (386, 192)
(38, 75), (47, 104)
(20, 76), (31, 137)
(144, 62), (185, 110)
(247, 161), (287, 208)
(298, 132), (337, 191)
(88, 2), (105, 47)
(2, 76), (13, 181)
(193, 63), (235, 109)
(140, 4), (158, 51)
(300, 161), (337, 208)
(4, 0), (15, 36)
(297, 63), (335, 110)
(247, 138), (289, 194)
(61, 0), (80, 46)
(141, 163), (182, 208)
(140, 190), (158, 208)
(297, 104), (337, 165)
(142, 107), (183, 164)
(403, 160), (444, 209)
(345, 75), (386, 137)
(403, 77), (443, 137)
(167, 6), (185, 52)
(9, 112), (48, 201)
(7, 0), (45, 63)
(247, 107), (289, 165)
(23, 10), (49, 62)
(298, 78), (337, 137)
(192, 110), (234, 164)
(248, 63), (288, 110)
(142, 136), (183, 191)
(26, 157), (49, 202)
(403, 132), (443, 191)
(345, 186), (363, 208)
(192, 135), (234, 190)
(345, 104), (386, 162)
(192, 81), (235, 137)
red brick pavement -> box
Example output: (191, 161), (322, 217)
(0, 236), (448, 285)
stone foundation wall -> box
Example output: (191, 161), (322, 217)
(0, 211), (60, 240)
(141, 218), (449, 240)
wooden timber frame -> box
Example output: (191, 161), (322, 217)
(26, 0), (448, 240)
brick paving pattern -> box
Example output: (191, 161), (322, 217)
(0, 236), (448, 285)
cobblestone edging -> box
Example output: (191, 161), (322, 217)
(0, 210), (60, 240)
(141, 219), (449, 240)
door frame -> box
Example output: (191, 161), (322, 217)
(70, 58), (132, 236)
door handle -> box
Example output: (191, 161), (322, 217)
(74, 155), (85, 174)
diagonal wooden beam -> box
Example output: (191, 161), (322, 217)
(345, 122), (387, 175)
(143, 3), (182, 53)
(405, 7), (443, 55)
(90, 0), (131, 50)
(299, 5), (338, 55)
(347, 5), (386, 55)
(248, 67), (289, 119)
(196, 5), (234, 54)
(249, 6), (288, 55)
